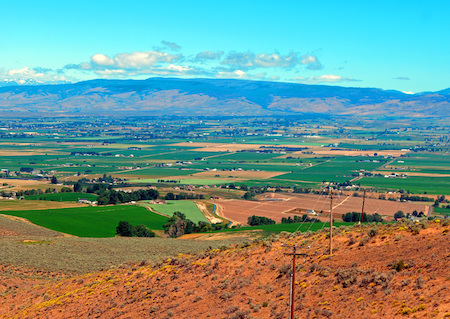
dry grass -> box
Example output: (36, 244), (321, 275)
(1, 221), (449, 318)
(0, 215), (61, 237)
(0, 200), (83, 211)
(171, 142), (264, 152)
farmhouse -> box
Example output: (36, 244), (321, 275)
(78, 198), (92, 204)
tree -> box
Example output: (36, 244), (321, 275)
(133, 224), (156, 237)
(163, 212), (189, 238)
(165, 192), (175, 200)
(242, 191), (254, 200)
(74, 182), (82, 193)
(116, 221), (133, 237)
(394, 211), (405, 220)
(51, 176), (58, 184)
(247, 215), (276, 226)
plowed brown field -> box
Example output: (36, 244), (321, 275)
(213, 193), (430, 224)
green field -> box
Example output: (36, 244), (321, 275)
(24, 192), (98, 202)
(433, 207), (450, 216)
(116, 167), (200, 176)
(218, 221), (360, 235)
(129, 178), (223, 185)
(141, 200), (208, 224)
(2, 205), (168, 237)
(359, 176), (449, 194)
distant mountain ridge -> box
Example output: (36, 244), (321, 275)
(0, 77), (448, 118)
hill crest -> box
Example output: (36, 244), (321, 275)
(0, 77), (448, 119)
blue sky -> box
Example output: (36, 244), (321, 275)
(1, 0), (449, 93)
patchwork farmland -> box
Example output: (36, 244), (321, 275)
(212, 193), (431, 224)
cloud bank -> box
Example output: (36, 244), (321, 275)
(0, 42), (363, 86)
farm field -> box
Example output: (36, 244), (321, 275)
(433, 207), (450, 216)
(216, 221), (357, 235)
(359, 176), (449, 194)
(129, 178), (224, 185)
(1, 205), (168, 237)
(0, 199), (83, 211)
(212, 193), (429, 224)
(140, 200), (209, 224)
(0, 118), (448, 204)
(24, 192), (98, 202)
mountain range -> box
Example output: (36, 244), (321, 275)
(0, 77), (448, 119)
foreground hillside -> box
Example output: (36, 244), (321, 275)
(1, 220), (449, 318)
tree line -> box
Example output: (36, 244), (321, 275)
(163, 212), (229, 238)
(342, 212), (383, 223)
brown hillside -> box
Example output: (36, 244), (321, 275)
(1, 220), (449, 318)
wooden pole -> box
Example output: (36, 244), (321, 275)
(360, 189), (366, 224)
(282, 244), (307, 319)
(329, 188), (333, 255)
(290, 246), (296, 319)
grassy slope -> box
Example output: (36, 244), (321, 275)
(141, 200), (209, 224)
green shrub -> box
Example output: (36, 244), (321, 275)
(368, 228), (378, 238)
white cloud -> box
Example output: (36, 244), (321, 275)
(0, 67), (70, 85)
(167, 64), (192, 73)
(91, 54), (114, 66)
(110, 51), (181, 68)
(216, 69), (248, 79)
(292, 74), (359, 83)
(221, 51), (301, 70)
(62, 47), (324, 81)
(95, 69), (127, 76)
(300, 54), (323, 70)
(215, 69), (272, 80)
(253, 52), (298, 68)
(65, 50), (185, 78)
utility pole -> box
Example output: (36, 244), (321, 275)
(360, 189), (366, 224)
(282, 244), (306, 319)
(329, 187), (333, 255)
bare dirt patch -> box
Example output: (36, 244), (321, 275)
(171, 142), (265, 152)
(0, 150), (61, 156)
(0, 178), (47, 187)
(213, 193), (430, 224)
(0, 200), (85, 211)
(194, 201), (222, 224)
